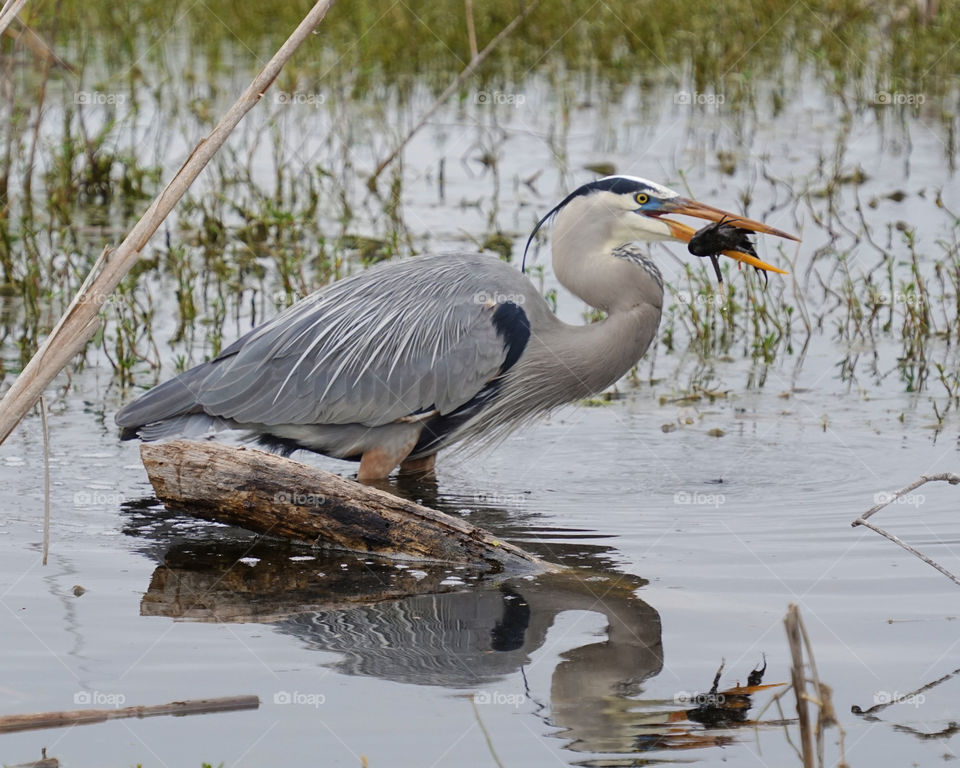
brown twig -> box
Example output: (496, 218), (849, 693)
(369, 0), (539, 185)
(0, 0), (337, 447)
(852, 473), (960, 586)
(0, 695), (259, 734)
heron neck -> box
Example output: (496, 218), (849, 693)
(545, 219), (664, 395)
(551, 305), (662, 396)
(551, 208), (664, 313)
(450, 300), (662, 448)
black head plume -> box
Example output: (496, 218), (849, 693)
(521, 176), (663, 273)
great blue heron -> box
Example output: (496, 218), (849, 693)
(116, 175), (798, 480)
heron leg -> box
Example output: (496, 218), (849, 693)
(399, 453), (436, 476)
(357, 432), (421, 482)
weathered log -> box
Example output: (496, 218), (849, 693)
(140, 440), (561, 572)
(0, 696), (259, 734)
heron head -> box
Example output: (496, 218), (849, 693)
(522, 175), (798, 276)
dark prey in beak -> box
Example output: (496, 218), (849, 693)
(687, 218), (765, 286)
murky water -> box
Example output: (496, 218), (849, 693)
(2, 11), (960, 768)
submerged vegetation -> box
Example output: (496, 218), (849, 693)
(0, 0), (959, 422)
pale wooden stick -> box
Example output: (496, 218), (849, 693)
(852, 472), (960, 586)
(785, 604), (814, 768)
(0, 0), (29, 38)
(40, 396), (50, 565)
(854, 472), (960, 523)
(854, 518), (960, 586)
(369, 0), (539, 184)
(796, 611), (846, 767)
(0, 0), (336, 447)
(0, 695), (259, 734)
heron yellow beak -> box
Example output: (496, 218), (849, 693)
(658, 198), (798, 275)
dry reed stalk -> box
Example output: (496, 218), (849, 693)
(785, 604), (815, 768)
(784, 604), (848, 768)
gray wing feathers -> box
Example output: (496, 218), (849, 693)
(136, 413), (233, 441)
(114, 365), (207, 428)
(173, 254), (520, 428)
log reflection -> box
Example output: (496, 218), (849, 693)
(125, 493), (769, 760)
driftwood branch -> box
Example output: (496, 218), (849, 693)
(0, 695), (259, 734)
(852, 472), (960, 586)
(369, 0), (539, 185)
(0, 0), (336, 446)
(140, 440), (560, 572)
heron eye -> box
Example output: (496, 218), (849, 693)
(635, 192), (649, 205)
